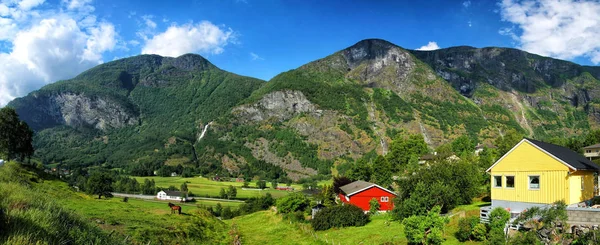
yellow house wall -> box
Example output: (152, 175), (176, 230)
(490, 141), (571, 204)
(568, 171), (596, 203)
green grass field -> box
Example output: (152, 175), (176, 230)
(226, 201), (490, 245)
(133, 176), (331, 199)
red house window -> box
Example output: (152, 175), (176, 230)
(380, 196), (389, 202)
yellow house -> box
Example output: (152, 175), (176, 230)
(486, 138), (600, 212)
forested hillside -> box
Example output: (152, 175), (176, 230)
(7, 39), (600, 181)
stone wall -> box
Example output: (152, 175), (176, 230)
(567, 208), (600, 226)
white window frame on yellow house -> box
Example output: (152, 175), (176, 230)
(493, 175), (502, 188)
(528, 175), (540, 190)
(505, 175), (515, 189)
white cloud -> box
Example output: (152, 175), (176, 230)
(463, 0), (471, 8)
(416, 41), (440, 51)
(18, 0), (45, 10)
(141, 21), (234, 57)
(499, 0), (600, 64)
(141, 15), (156, 29)
(62, 0), (92, 10)
(0, 0), (119, 106)
(250, 52), (263, 61)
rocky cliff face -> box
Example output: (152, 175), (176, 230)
(233, 90), (320, 122)
(14, 92), (139, 131)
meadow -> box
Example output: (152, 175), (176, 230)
(133, 175), (331, 199)
(226, 201), (489, 245)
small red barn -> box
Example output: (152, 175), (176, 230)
(338, 180), (396, 211)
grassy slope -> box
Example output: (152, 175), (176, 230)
(133, 176), (331, 199)
(226, 201), (490, 245)
(0, 162), (125, 245)
(0, 162), (234, 245)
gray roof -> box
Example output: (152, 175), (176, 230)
(164, 190), (185, 196)
(584, 143), (600, 149)
(527, 139), (600, 171)
(339, 180), (375, 195)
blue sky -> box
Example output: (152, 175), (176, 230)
(1, 0), (600, 105)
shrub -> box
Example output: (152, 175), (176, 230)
(509, 231), (541, 245)
(472, 223), (487, 241)
(369, 198), (380, 215)
(456, 216), (479, 242)
(488, 207), (510, 231)
(311, 205), (369, 231)
(485, 228), (506, 245)
(276, 193), (310, 214)
(402, 206), (449, 245)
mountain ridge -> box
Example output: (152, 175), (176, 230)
(6, 38), (600, 180)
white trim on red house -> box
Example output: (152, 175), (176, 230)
(345, 184), (397, 197)
(485, 139), (577, 173)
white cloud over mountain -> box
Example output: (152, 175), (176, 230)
(141, 21), (234, 57)
(416, 41), (440, 51)
(499, 0), (600, 64)
(0, 0), (117, 106)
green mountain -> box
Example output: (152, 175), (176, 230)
(8, 54), (265, 173)
(8, 39), (600, 180)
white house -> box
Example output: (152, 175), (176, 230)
(156, 190), (190, 202)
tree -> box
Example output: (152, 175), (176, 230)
(219, 187), (227, 199)
(271, 181), (278, 189)
(318, 185), (335, 206)
(369, 198), (380, 215)
(243, 180), (250, 188)
(0, 108), (34, 161)
(393, 159), (482, 219)
(402, 206), (449, 245)
(332, 176), (352, 194)
(142, 179), (156, 195)
(494, 129), (523, 156)
(347, 158), (372, 182)
(86, 172), (114, 199)
(451, 135), (475, 157)
(214, 203), (223, 217)
(180, 182), (188, 193)
(256, 180), (266, 189)
(371, 155), (392, 187)
(227, 185), (237, 199)
(387, 134), (428, 171)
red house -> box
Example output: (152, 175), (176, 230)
(338, 180), (397, 212)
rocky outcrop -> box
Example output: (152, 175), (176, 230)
(233, 90), (320, 122)
(15, 92), (139, 131)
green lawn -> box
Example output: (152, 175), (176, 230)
(226, 200), (489, 245)
(133, 176), (317, 199)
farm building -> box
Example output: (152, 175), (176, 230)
(486, 138), (600, 213)
(156, 190), (191, 202)
(338, 180), (396, 212)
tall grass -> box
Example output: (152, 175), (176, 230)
(0, 162), (125, 245)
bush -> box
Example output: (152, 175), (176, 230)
(488, 207), (510, 231)
(276, 193), (310, 214)
(472, 223), (487, 241)
(311, 205), (369, 231)
(456, 216), (479, 242)
(284, 211), (306, 223)
(369, 198), (380, 215)
(485, 228), (506, 245)
(402, 206), (449, 245)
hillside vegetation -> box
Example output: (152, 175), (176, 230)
(7, 39), (600, 180)
(0, 162), (235, 245)
(0, 161), (125, 245)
